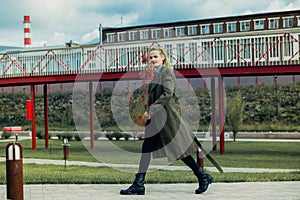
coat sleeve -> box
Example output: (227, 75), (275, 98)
(148, 67), (175, 117)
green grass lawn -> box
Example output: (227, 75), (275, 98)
(0, 139), (299, 184)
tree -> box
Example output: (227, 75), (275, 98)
(226, 90), (244, 142)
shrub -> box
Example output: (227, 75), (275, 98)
(1, 132), (13, 139)
(56, 133), (63, 140)
(123, 133), (132, 140)
(113, 132), (125, 140)
(105, 132), (113, 140)
(36, 130), (44, 139)
(105, 132), (124, 140)
(61, 133), (73, 141)
(74, 134), (81, 141)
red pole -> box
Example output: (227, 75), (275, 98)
(44, 84), (49, 148)
(89, 82), (95, 149)
(30, 85), (36, 150)
(211, 77), (217, 151)
(218, 77), (225, 154)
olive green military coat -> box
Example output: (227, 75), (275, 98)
(145, 66), (198, 162)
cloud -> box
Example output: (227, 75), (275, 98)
(49, 32), (68, 46)
(266, 0), (300, 10)
(80, 29), (99, 44)
(1, 0), (300, 47)
(22, 0), (141, 46)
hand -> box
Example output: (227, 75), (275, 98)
(143, 111), (151, 120)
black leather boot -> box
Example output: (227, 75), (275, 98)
(194, 169), (213, 194)
(120, 173), (146, 195)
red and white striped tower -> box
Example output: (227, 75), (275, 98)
(23, 15), (31, 47)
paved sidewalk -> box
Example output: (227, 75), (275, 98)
(1, 181), (299, 200)
(1, 137), (299, 199)
(1, 157), (300, 199)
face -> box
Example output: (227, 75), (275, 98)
(148, 50), (165, 68)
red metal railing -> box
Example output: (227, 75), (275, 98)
(0, 32), (299, 79)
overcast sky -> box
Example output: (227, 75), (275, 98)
(0, 0), (299, 47)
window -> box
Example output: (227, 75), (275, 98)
(240, 21), (251, 31)
(176, 27), (185, 37)
(107, 33), (115, 43)
(164, 28), (173, 38)
(118, 32), (126, 42)
(240, 38), (251, 59)
(118, 48), (127, 66)
(152, 29), (161, 39)
(283, 35), (293, 57)
(297, 16), (300, 26)
(129, 47), (138, 66)
(254, 37), (266, 59)
(227, 39), (238, 62)
(188, 25), (197, 35)
(201, 24), (210, 34)
(140, 30), (149, 40)
(129, 31), (137, 41)
(283, 17), (294, 28)
(214, 41), (224, 61)
(201, 41), (212, 62)
(176, 43), (185, 62)
(254, 19), (265, 30)
(269, 36), (280, 58)
(189, 42), (197, 63)
(107, 49), (116, 68)
(164, 44), (173, 64)
(227, 22), (236, 32)
(269, 18), (279, 29)
(213, 23), (223, 33)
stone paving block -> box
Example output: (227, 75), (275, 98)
(0, 182), (299, 199)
